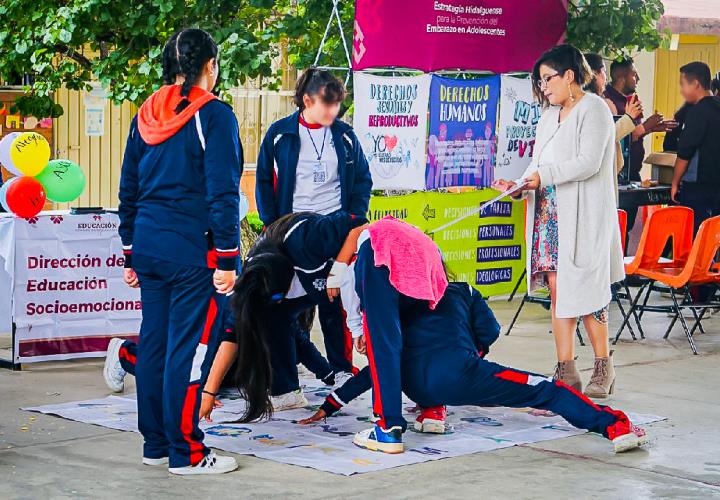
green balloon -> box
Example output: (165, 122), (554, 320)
(35, 159), (86, 203)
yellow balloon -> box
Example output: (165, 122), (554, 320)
(10, 132), (51, 177)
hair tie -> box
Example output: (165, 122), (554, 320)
(270, 292), (285, 302)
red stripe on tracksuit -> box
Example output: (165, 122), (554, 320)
(181, 383), (204, 465)
(362, 313), (386, 427)
(119, 345), (136, 365)
(554, 379), (631, 438)
(201, 298), (218, 344)
(340, 307), (357, 375)
(493, 368), (630, 439)
(178, 297), (218, 465)
(495, 369), (529, 385)
(325, 395), (342, 409)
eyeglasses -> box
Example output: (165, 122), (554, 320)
(536, 73), (561, 90)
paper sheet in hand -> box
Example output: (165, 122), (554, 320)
(430, 180), (527, 233)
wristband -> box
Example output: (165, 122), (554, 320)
(326, 261), (348, 289)
(202, 390), (218, 398)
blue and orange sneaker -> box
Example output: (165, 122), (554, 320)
(353, 425), (404, 454)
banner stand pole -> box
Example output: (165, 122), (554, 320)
(0, 322), (22, 371)
(313, 0), (353, 85)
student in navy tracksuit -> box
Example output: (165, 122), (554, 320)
(255, 68), (373, 380)
(199, 211), (365, 422)
(351, 228), (649, 454)
(299, 281), (648, 454)
(117, 29), (241, 475)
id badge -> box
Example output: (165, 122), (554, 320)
(313, 161), (327, 184)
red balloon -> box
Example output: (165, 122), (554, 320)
(6, 176), (47, 218)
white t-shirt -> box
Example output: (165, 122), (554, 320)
(292, 122), (342, 214)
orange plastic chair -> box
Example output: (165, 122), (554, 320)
(624, 206), (694, 276)
(635, 215), (720, 354)
(615, 207), (694, 344)
(617, 209), (628, 253)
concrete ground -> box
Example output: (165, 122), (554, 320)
(1, 296), (720, 499)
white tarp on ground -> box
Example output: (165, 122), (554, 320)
(24, 379), (665, 476)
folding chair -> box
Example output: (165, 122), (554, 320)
(633, 215), (720, 354)
(506, 269), (585, 346)
(614, 207), (695, 347)
(611, 209), (644, 341)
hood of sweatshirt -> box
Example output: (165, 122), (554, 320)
(137, 85), (216, 145)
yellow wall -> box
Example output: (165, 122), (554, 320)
(653, 34), (720, 151)
(53, 87), (137, 210)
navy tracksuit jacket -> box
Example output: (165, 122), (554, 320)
(261, 211), (366, 394)
(255, 111), (373, 375)
(117, 85), (241, 468)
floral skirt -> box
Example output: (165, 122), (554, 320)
(531, 185), (608, 324)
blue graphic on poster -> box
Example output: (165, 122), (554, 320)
(426, 75), (500, 189)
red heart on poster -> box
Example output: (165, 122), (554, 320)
(384, 135), (398, 152)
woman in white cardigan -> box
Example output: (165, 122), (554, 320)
(494, 45), (624, 398)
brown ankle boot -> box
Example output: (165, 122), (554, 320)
(584, 350), (616, 399)
(553, 359), (582, 391)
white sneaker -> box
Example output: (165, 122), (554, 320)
(332, 371), (353, 391)
(270, 389), (308, 411)
(142, 457), (168, 466)
(168, 452), (238, 475)
(103, 338), (127, 393)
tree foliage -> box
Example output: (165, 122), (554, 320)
(567, 0), (668, 59)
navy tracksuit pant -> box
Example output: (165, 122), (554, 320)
(403, 353), (620, 438)
(318, 300), (354, 374)
(354, 240), (419, 431)
(131, 255), (226, 468)
(354, 242), (624, 437)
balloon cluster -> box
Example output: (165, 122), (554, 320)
(0, 132), (86, 218)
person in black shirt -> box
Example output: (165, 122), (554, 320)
(662, 102), (692, 153)
(671, 61), (720, 231)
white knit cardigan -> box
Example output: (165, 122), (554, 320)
(522, 93), (625, 318)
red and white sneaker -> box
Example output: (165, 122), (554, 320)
(413, 405), (448, 434)
(607, 412), (649, 453)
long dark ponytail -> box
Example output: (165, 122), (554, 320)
(232, 237), (295, 422)
(231, 212), (315, 421)
(167, 28), (218, 114)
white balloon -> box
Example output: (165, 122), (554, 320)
(0, 132), (24, 177)
(238, 190), (250, 221)
(0, 176), (20, 212)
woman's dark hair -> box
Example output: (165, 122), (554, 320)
(293, 67), (347, 110)
(531, 44), (592, 106)
(231, 212), (312, 422)
(583, 52), (605, 94)
(162, 29), (219, 114)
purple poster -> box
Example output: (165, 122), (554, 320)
(426, 75), (500, 189)
(353, 0), (568, 73)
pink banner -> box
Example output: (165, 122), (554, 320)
(353, 0), (568, 73)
